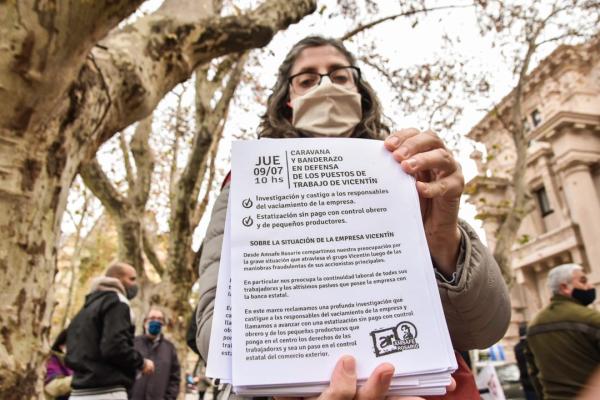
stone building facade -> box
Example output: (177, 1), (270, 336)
(465, 37), (600, 344)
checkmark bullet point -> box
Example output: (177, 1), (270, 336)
(242, 198), (253, 208)
(242, 216), (253, 227)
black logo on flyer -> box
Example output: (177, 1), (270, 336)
(370, 321), (419, 357)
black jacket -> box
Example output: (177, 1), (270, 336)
(514, 339), (536, 394)
(187, 305), (200, 356)
(131, 335), (181, 400)
(66, 285), (144, 391)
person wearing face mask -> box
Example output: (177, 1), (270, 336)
(195, 36), (510, 400)
(131, 309), (181, 400)
(526, 263), (600, 400)
(65, 262), (155, 400)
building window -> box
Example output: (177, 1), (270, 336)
(535, 186), (553, 217)
(530, 109), (542, 127)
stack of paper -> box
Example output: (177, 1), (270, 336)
(206, 138), (457, 396)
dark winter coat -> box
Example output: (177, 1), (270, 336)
(130, 335), (181, 400)
(65, 277), (144, 392)
(514, 339), (540, 399)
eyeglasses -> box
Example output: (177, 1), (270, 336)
(288, 66), (361, 95)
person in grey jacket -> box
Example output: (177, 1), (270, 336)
(131, 308), (181, 400)
(196, 36), (511, 399)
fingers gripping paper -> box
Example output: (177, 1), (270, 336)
(206, 138), (457, 396)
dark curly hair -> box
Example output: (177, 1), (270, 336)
(258, 36), (389, 139)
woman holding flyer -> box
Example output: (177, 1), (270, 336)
(196, 36), (510, 399)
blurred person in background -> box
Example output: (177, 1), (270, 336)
(45, 329), (73, 400)
(131, 308), (180, 400)
(527, 263), (600, 400)
(514, 323), (540, 399)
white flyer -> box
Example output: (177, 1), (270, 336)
(225, 138), (456, 387)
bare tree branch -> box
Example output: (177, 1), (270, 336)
(156, 0), (216, 20)
(143, 228), (165, 276)
(195, 55), (237, 127)
(0, 0), (145, 129)
(492, 103), (514, 134)
(214, 54), (250, 118)
(119, 131), (136, 196)
(191, 122), (222, 229)
(536, 32), (585, 48)
(79, 159), (126, 216)
(94, 0), (317, 142)
(169, 90), (186, 202)
(212, 55), (237, 84)
(165, 50), (248, 288)
(190, 52), (248, 206)
(340, 4), (475, 41)
(130, 115), (155, 209)
(480, 1), (590, 284)
(358, 55), (394, 85)
(64, 207), (78, 228)
(61, 191), (99, 329)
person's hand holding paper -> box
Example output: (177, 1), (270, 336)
(384, 129), (464, 278)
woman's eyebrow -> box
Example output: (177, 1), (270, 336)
(294, 63), (349, 74)
(295, 66), (319, 74)
(327, 62), (347, 69)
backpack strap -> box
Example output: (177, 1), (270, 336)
(528, 321), (600, 340)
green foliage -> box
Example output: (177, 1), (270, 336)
(475, 212), (490, 220)
(517, 234), (530, 245)
(464, 185), (478, 195)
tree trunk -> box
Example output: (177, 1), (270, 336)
(0, 156), (76, 399)
(151, 280), (195, 393)
(492, 131), (530, 285)
(0, 1), (316, 396)
(115, 216), (144, 273)
(491, 38), (538, 285)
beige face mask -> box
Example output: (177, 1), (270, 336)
(290, 79), (362, 137)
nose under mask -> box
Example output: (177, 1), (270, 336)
(291, 80), (362, 137)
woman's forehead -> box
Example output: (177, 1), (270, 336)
(290, 45), (350, 75)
